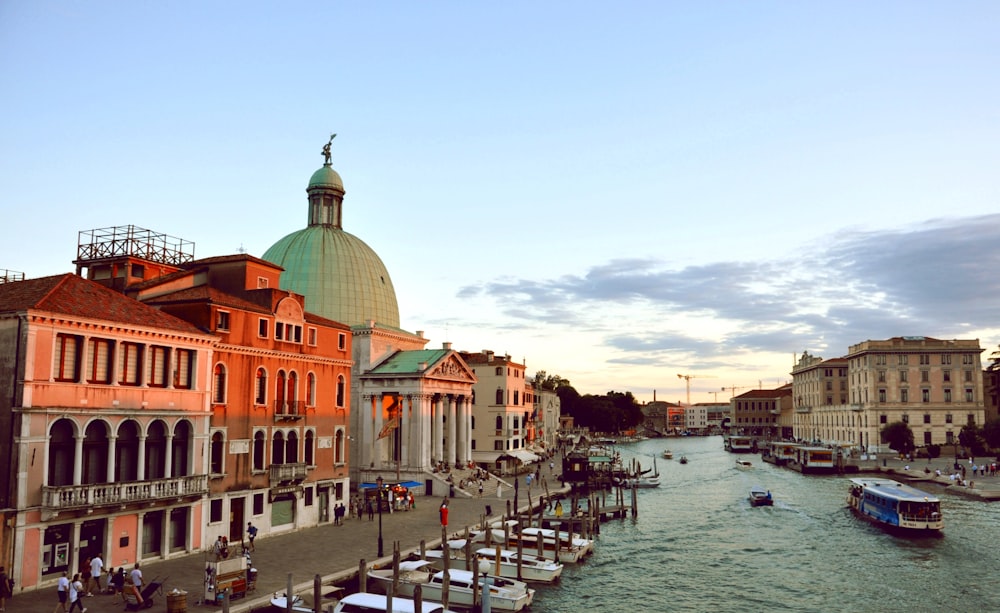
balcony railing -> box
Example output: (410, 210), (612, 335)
(274, 400), (305, 421)
(42, 474), (208, 513)
(269, 462), (307, 484)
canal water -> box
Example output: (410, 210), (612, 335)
(531, 436), (1000, 612)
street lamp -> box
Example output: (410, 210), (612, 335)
(376, 475), (384, 558)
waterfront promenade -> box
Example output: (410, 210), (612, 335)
(6, 461), (566, 613)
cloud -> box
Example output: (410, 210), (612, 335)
(457, 214), (1000, 368)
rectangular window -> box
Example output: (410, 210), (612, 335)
(253, 493), (265, 515)
(878, 370), (886, 383)
(963, 354), (974, 365)
(210, 499), (223, 523)
(921, 370), (929, 383)
(923, 413), (931, 424)
(275, 322), (284, 340)
(119, 342), (143, 386)
(880, 414), (887, 424)
(922, 389), (930, 403)
(924, 431), (932, 445)
(919, 355), (929, 365)
(943, 370), (951, 382)
(293, 325), (302, 343)
(174, 349), (194, 389)
(304, 487), (314, 506)
(941, 354), (952, 365)
(902, 414), (909, 424)
(946, 413), (953, 424)
(257, 277), (269, 289)
(966, 388), (974, 402)
(898, 355), (909, 365)
(875, 355), (886, 365)
(944, 389), (952, 403)
(878, 389), (886, 403)
(900, 370), (908, 383)
(901, 389), (908, 403)
(86, 338), (113, 384)
(54, 333), (81, 382)
(964, 370), (973, 382)
(258, 318), (269, 338)
(149, 346), (169, 387)
(308, 327), (318, 346)
(216, 311), (230, 331)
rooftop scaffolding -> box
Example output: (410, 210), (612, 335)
(0, 269), (26, 283)
(76, 225), (195, 267)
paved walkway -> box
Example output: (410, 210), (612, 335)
(7, 461), (565, 613)
(858, 454), (1000, 500)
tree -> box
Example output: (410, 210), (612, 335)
(959, 424), (986, 456)
(533, 371), (571, 392)
(880, 421), (915, 456)
(982, 419), (1000, 450)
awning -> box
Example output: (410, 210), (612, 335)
(507, 449), (540, 463)
(473, 451), (505, 463)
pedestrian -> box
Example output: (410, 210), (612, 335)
(111, 568), (126, 605)
(497, 482), (502, 498)
(367, 498), (374, 521)
(555, 500), (564, 518)
(478, 481), (484, 497)
(0, 566), (13, 612)
(67, 574), (86, 613)
(129, 563), (143, 608)
(88, 553), (103, 596)
(247, 522), (258, 552)
(439, 499), (449, 527)
(79, 558), (91, 598)
(213, 535), (223, 560)
(408, 492), (415, 510)
(53, 571), (69, 613)
(549, 460), (554, 471)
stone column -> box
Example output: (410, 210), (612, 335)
(106, 434), (117, 483)
(446, 395), (456, 467)
(433, 395), (444, 464)
(455, 396), (467, 466)
(371, 393), (382, 470)
(73, 433), (84, 485)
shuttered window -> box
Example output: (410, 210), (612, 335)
(87, 338), (113, 384)
(119, 342), (142, 386)
(54, 333), (80, 381)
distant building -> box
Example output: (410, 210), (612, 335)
(791, 352), (849, 442)
(846, 336), (985, 453)
(731, 385), (792, 439)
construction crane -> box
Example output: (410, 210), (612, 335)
(721, 385), (752, 399)
(677, 373), (716, 405)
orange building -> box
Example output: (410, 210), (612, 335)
(0, 273), (216, 590)
(128, 254), (353, 545)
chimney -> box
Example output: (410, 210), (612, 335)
(442, 342), (452, 350)
(485, 350), (494, 362)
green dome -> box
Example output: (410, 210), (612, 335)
(263, 226), (400, 328)
(309, 165), (344, 190)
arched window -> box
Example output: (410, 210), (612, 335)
(212, 363), (227, 404)
(288, 371), (298, 413)
(304, 430), (314, 466)
(48, 419), (76, 486)
(286, 430), (299, 463)
(495, 388), (504, 404)
(334, 429), (344, 465)
(254, 367), (267, 405)
(145, 420), (168, 479)
(253, 430), (266, 471)
(210, 431), (224, 473)
(336, 375), (345, 407)
(272, 431), (285, 464)
(114, 420), (141, 482)
(307, 373), (317, 407)
(82, 421), (109, 484)
(276, 370), (287, 410)
(172, 421), (192, 476)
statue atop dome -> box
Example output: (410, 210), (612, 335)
(322, 133), (337, 165)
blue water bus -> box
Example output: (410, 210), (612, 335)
(846, 478), (943, 533)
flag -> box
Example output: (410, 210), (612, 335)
(377, 416), (399, 440)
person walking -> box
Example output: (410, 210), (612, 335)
(129, 563), (143, 607)
(111, 568), (126, 605)
(0, 566), (13, 612)
(67, 574), (86, 613)
(53, 571), (69, 613)
(79, 558), (90, 598)
(246, 522), (258, 552)
(88, 553), (103, 596)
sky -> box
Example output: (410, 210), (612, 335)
(2, 2), (999, 405)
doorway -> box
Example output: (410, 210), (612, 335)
(229, 497), (245, 545)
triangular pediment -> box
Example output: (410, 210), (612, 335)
(427, 353), (477, 383)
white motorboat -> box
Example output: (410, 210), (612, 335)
(271, 586), (344, 612)
(475, 528), (586, 564)
(736, 459), (753, 469)
(333, 592), (456, 613)
(425, 539), (563, 583)
(748, 486), (773, 507)
(663, 449), (673, 459)
(367, 560), (534, 612)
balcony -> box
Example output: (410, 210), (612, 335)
(42, 474), (208, 517)
(274, 400), (305, 422)
(269, 462), (308, 484)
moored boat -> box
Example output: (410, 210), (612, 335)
(424, 540), (563, 583)
(748, 486), (773, 507)
(846, 478), (943, 533)
(367, 560), (534, 612)
(333, 592), (456, 613)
